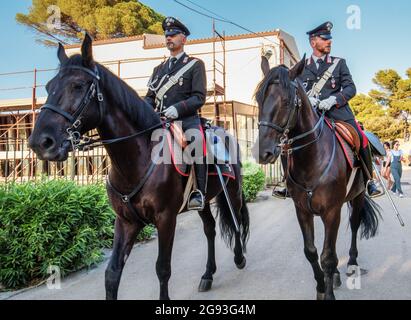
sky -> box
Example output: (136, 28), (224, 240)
(1, 0), (411, 100)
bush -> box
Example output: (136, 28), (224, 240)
(242, 162), (266, 202)
(0, 180), (153, 290)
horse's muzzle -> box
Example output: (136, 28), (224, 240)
(28, 133), (71, 161)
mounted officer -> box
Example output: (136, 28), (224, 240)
(274, 21), (381, 198)
(144, 17), (208, 210)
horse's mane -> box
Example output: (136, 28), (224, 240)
(254, 64), (293, 105)
(61, 55), (161, 130)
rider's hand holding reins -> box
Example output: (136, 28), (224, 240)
(309, 96), (320, 107)
(318, 96), (337, 111)
(164, 106), (179, 119)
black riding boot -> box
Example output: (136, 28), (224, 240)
(188, 163), (207, 210)
(359, 146), (381, 198)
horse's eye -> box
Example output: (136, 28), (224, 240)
(72, 83), (83, 90)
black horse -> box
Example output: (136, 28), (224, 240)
(28, 34), (249, 300)
(253, 56), (381, 300)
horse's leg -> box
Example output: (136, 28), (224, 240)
(295, 207), (325, 300)
(156, 212), (177, 300)
(230, 183), (247, 270)
(348, 198), (361, 267)
(347, 193), (369, 277)
(198, 203), (217, 292)
(105, 217), (142, 300)
(333, 267), (342, 289)
(233, 230), (246, 269)
(320, 208), (341, 300)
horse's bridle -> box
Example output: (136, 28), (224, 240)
(258, 79), (301, 136)
(257, 79), (325, 155)
(40, 65), (105, 150)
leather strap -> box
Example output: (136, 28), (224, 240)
(155, 59), (198, 109)
(309, 58), (340, 97)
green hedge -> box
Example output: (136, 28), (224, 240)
(242, 162), (266, 202)
(0, 180), (153, 290)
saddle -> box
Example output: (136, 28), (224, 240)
(324, 119), (363, 169)
(163, 119), (236, 180)
(334, 121), (361, 154)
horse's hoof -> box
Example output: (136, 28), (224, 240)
(316, 292), (325, 300)
(198, 278), (213, 292)
(235, 256), (246, 269)
(333, 273), (342, 289)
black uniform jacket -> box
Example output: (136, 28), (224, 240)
(299, 54), (357, 121)
(144, 53), (207, 118)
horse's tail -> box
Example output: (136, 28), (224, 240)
(215, 190), (250, 252)
(358, 195), (383, 239)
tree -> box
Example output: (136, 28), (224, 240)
(370, 68), (411, 140)
(351, 94), (404, 140)
(16, 0), (165, 46)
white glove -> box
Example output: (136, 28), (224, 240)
(308, 96), (320, 107)
(318, 96), (337, 111)
(164, 106), (179, 119)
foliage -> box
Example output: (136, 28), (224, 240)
(350, 53), (411, 142)
(242, 162), (266, 202)
(371, 68), (411, 117)
(351, 93), (406, 140)
(16, 0), (165, 46)
(0, 180), (154, 290)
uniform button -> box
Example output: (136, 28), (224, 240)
(317, 77), (320, 80)
(164, 95), (167, 98)
(319, 93), (322, 96)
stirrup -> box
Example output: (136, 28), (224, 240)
(272, 185), (289, 200)
(187, 189), (205, 210)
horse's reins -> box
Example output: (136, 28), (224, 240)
(258, 78), (337, 214)
(39, 64), (172, 226)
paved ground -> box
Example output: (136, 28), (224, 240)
(2, 169), (411, 300)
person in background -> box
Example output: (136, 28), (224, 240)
(388, 140), (406, 197)
(381, 142), (393, 190)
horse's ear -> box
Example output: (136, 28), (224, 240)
(289, 54), (306, 80)
(81, 32), (94, 68)
(57, 43), (68, 64)
(261, 56), (270, 77)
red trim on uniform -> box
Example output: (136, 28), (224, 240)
(198, 124), (207, 156)
(327, 54), (332, 63)
(354, 120), (369, 148)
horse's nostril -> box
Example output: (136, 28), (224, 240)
(41, 136), (55, 150)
